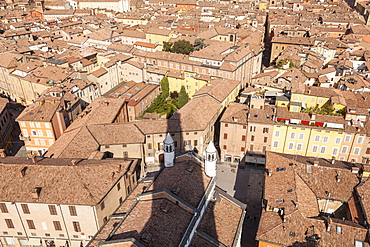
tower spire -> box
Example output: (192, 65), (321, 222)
(163, 133), (175, 168)
(204, 141), (217, 177)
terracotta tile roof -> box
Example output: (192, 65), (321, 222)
(17, 101), (61, 122)
(189, 234), (214, 246)
(248, 106), (276, 125)
(133, 119), (181, 134)
(193, 78), (240, 104)
(46, 126), (100, 159)
(88, 153), (245, 247)
(220, 103), (249, 124)
(67, 98), (126, 130)
(87, 123), (145, 145)
(110, 198), (194, 245)
(0, 157), (134, 205)
(170, 95), (222, 131)
(148, 159), (211, 208)
(90, 67), (108, 78)
(257, 152), (367, 246)
(0, 98), (8, 113)
(198, 188), (245, 246)
(146, 27), (171, 36)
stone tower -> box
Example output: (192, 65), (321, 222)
(204, 141), (217, 177)
(163, 133), (175, 168)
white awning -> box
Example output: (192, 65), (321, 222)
(28, 238), (42, 246)
(55, 239), (68, 247)
(70, 240), (82, 247)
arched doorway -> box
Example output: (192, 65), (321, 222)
(159, 153), (164, 164)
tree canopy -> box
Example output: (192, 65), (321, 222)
(163, 40), (194, 55)
(193, 38), (208, 51)
(276, 58), (294, 68)
(160, 76), (169, 99)
(177, 85), (189, 108)
(172, 40), (194, 55)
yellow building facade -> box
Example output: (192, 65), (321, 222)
(167, 71), (209, 98)
(291, 92), (329, 109)
(145, 30), (172, 45)
(270, 124), (361, 161)
(18, 120), (57, 156)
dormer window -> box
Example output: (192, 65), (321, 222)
(336, 225), (342, 234)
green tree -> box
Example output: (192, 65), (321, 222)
(177, 86), (189, 108)
(163, 41), (173, 52)
(172, 40), (194, 55)
(276, 58), (294, 68)
(337, 108), (346, 116)
(193, 38), (208, 51)
(160, 76), (169, 99)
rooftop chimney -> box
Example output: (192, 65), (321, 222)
(28, 153), (37, 164)
(0, 149), (6, 158)
(20, 166), (27, 178)
(325, 217), (332, 232)
(268, 169), (272, 177)
(352, 167), (359, 174)
(111, 172), (115, 179)
(336, 173), (341, 183)
(32, 187), (41, 199)
(117, 164), (122, 173)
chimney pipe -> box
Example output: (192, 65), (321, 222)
(71, 160), (78, 166)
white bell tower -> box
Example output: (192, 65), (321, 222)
(204, 141), (217, 177)
(163, 133), (175, 168)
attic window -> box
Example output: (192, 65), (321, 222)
(254, 114), (258, 117)
(276, 167), (286, 172)
(186, 165), (194, 173)
(266, 115), (270, 119)
(336, 225), (342, 234)
(276, 199), (284, 203)
(289, 231), (295, 237)
(37, 111), (42, 113)
(306, 165), (313, 173)
(287, 189), (293, 193)
(355, 240), (364, 247)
